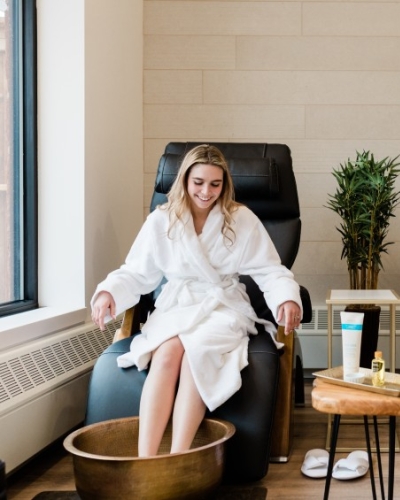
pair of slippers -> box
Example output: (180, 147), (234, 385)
(301, 449), (369, 480)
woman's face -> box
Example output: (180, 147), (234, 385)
(187, 164), (224, 215)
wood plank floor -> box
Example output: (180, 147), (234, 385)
(6, 380), (400, 500)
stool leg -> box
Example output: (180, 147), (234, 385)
(324, 414), (340, 500)
(364, 416), (377, 500)
(373, 416), (385, 500)
(388, 416), (396, 500)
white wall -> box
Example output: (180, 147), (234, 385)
(84, 0), (144, 312)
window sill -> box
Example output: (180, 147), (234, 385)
(0, 307), (87, 352)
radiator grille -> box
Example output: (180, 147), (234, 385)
(0, 319), (121, 412)
(300, 306), (400, 334)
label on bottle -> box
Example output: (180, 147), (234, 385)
(372, 361), (383, 373)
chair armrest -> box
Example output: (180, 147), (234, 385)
(112, 307), (136, 343)
(239, 275), (312, 326)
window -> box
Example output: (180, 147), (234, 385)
(0, 0), (37, 317)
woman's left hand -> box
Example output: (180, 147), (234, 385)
(277, 300), (302, 335)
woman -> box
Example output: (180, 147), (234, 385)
(91, 144), (302, 457)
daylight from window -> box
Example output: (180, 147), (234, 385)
(0, 0), (19, 306)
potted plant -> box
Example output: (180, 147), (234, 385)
(326, 150), (400, 366)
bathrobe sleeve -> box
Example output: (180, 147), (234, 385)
(91, 211), (164, 320)
(236, 208), (302, 324)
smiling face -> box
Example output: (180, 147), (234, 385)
(187, 164), (224, 215)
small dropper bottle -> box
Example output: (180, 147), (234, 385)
(371, 351), (385, 387)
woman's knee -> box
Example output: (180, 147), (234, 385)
(151, 337), (184, 375)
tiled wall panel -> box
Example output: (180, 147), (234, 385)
(144, 104), (305, 139)
(303, 3), (400, 36)
(236, 37), (400, 71)
(144, 70), (203, 103)
(289, 140), (400, 173)
(306, 106), (400, 140)
(203, 71), (400, 105)
(144, 1), (301, 35)
(144, 36), (236, 69)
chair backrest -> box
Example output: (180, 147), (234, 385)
(150, 142), (301, 269)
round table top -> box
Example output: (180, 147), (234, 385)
(312, 378), (400, 416)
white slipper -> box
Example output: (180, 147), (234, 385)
(332, 450), (369, 480)
(301, 448), (330, 478)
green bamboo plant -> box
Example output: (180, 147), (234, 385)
(326, 151), (400, 290)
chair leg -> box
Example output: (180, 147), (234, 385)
(294, 352), (305, 406)
(388, 416), (396, 500)
(363, 416), (377, 500)
(324, 414), (340, 500)
(373, 416), (385, 500)
(294, 332), (305, 407)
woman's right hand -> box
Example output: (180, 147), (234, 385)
(91, 291), (116, 331)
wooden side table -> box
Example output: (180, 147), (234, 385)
(312, 378), (400, 500)
(325, 290), (400, 451)
(326, 289), (400, 372)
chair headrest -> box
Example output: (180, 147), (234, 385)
(154, 154), (280, 200)
(152, 149), (300, 220)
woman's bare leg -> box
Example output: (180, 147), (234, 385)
(170, 353), (206, 453)
(138, 337), (184, 456)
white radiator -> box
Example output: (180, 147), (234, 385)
(299, 306), (400, 371)
(0, 318), (121, 473)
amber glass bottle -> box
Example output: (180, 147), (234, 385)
(371, 351), (385, 387)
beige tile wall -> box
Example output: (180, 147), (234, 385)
(143, 0), (400, 307)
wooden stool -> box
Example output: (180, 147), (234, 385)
(312, 378), (400, 500)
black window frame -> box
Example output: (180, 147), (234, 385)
(0, 0), (38, 317)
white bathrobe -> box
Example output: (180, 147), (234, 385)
(92, 203), (302, 411)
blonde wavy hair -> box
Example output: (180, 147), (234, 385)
(164, 144), (240, 245)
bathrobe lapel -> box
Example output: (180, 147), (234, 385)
(181, 205), (223, 284)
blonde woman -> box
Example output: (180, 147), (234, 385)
(91, 144), (302, 457)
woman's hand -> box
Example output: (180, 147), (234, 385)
(91, 291), (116, 331)
(277, 300), (302, 335)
